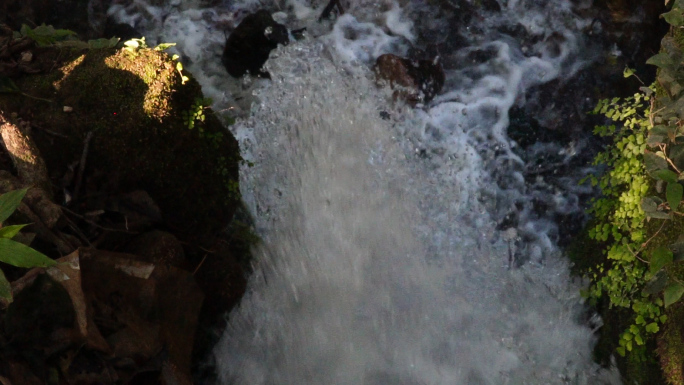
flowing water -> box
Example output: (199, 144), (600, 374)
(108, 0), (626, 383)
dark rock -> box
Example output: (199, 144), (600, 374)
(101, 190), (163, 231)
(480, 0), (501, 13)
(103, 19), (141, 41)
(124, 230), (186, 268)
(374, 53), (445, 104)
(222, 10), (289, 78)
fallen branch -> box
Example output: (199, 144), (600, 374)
(0, 112), (65, 229)
(62, 206), (140, 234)
(0, 112), (51, 194)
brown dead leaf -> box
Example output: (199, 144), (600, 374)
(0, 360), (42, 385)
(46, 251), (110, 352)
(7, 250), (110, 353)
(79, 248), (203, 382)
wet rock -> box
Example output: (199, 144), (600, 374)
(374, 53), (445, 104)
(222, 10), (289, 78)
(591, 0), (667, 74)
(480, 0), (501, 13)
(102, 190), (163, 231)
(191, 239), (247, 383)
(193, 242), (246, 321)
(103, 19), (142, 41)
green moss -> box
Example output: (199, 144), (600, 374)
(0, 46), (241, 234)
(659, 302), (684, 384)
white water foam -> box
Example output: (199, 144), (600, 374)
(215, 39), (619, 384)
(104, 0), (621, 383)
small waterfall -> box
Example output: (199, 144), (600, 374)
(215, 40), (618, 384)
(104, 0), (627, 383)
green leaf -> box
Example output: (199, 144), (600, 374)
(0, 188), (27, 223)
(651, 246), (673, 274)
(20, 24), (77, 47)
(624, 66), (636, 78)
(659, 69), (684, 98)
(0, 238), (55, 268)
(641, 86), (655, 96)
(645, 150), (669, 174)
(647, 52), (678, 72)
(616, 346), (626, 357)
(643, 270), (669, 294)
(19, 24), (30, 38)
(641, 196), (671, 219)
(32, 24), (75, 39)
(0, 224), (28, 239)
(653, 169), (679, 183)
(664, 283), (684, 307)
(671, 234), (684, 261)
(668, 182), (683, 210)
(154, 42), (176, 51)
(645, 322), (660, 334)
(670, 145), (684, 173)
(635, 334), (645, 345)
(663, 9), (684, 26)
(648, 126), (670, 147)
(0, 75), (20, 94)
(0, 268), (11, 304)
(87, 37), (120, 49)
(53, 40), (90, 49)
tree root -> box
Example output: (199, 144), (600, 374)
(0, 110), (78, 254)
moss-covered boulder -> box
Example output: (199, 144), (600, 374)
(0, 45), (240, 235)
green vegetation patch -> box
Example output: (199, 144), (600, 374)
(582, 1), (684, 382)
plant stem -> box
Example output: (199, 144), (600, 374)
(20, 92), (52, 103)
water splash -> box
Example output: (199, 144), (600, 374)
(214, 40), (619, 384)
(104, 0), (622, 383)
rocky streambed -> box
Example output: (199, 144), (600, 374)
(0, 0), (676, 384)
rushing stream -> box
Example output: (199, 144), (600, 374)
(108, 0), (628, 383)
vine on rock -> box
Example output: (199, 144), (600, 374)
(585, 0), (684, 360)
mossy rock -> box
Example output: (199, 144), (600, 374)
(659, 292), (684, 384)
(0, 46), (240, 235)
